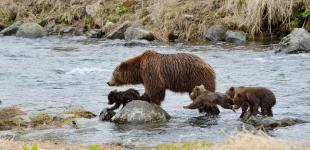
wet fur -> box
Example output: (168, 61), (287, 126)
(226, 86), (276, 118)
(107, 88), (140, 110)
(185, 86), (233, 110)
(108, 50), (217, 114)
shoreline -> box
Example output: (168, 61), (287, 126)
(1, 132), (308, 150)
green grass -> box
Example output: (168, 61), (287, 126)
(155, 141), (213, 150)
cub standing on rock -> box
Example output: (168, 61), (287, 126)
(184, 85), (234, 111)
(107, 50), (219, 115)
(225, 86), (276, 118)
(107, 88), (140, 111)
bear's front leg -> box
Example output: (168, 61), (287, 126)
(239, 104), (248, 118)
(140, 93), (151, 102)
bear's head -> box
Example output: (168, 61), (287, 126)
(216, 94), (234, 110)
(232, 91), (245, 109)
(190, 84), (207, 100)
(225, 87), (235, 99)
(107, 57), (143, 86)
(108, 89), (118, 104)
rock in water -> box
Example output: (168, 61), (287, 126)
(242, 111), (306, 130)
(205, 25), (227, 41)
(0, 21), (23, 36)
(225, 30), (247, 44)
(16, 23), (47, 38)
(124, 27), (154, 41)
(276, 28), (310, 54)
(99, 108), (116, 121)
(112, 100), (170, 124)
(106, 21), (131, 39)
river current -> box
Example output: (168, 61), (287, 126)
(0, 36), (309, 147)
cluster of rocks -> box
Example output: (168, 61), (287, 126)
(241, 111), (306, 131)
(0, 106), (96, 131)
(0, 19), (155, 41)
(205, 25), (247, 44)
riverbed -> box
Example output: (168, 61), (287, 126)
(0, 36), (309, 147)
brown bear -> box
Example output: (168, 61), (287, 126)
(184, 85), (234, 111)
(107, 88), (140, 111)
(107, 50), (218, 114)
(226, 86), (276, 118)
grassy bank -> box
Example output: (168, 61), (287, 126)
(0, 132), (309, 150)
(0, 0), (309, 41)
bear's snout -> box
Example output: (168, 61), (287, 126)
(107, 81), (115, 86)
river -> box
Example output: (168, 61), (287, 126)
(0, 36), (309, 147)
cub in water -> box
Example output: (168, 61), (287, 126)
(184, 85), (234, 111)
(225, 86), (276, 118)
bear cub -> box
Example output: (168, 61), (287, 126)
(184, 85), (234, 111)
(225, 86), (276, 118)
(107, 88), (140, 111)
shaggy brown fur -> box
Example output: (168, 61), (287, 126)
(107, 50), (217, 113)
(189, 84), (220, 114)
(226, 86), (276, 118)
(107, 88), (140, 111)
(185, 85), (234, 110)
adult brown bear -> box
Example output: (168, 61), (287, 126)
(107, 50), (217, 113)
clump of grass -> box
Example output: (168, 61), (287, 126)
(218, 0), (308, 35)
(156, 141), (212, 150)
(29, 113), (52, 126)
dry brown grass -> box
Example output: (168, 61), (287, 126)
(0, 0), (309, 41)
(0, 132), (308, 150)
(218, 0), (308, 35)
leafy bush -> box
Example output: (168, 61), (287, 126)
(22, 144), (38, 150)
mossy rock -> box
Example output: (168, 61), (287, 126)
(64, 107), (96, 119)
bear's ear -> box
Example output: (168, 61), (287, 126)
(119, 62), (129, 70)
(229, 87), (234, 91)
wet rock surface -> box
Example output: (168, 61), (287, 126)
(106, 21), (131, 39)
(111, 100), (170, 124)
(124, 26), (154, 41)
(0, 21), (23, 36)
(99, 108), (116, 121)
(16, 23), (47, 38)
(276, 28), (310, 54)
(225, 30), (247, 44)
(241, 111), (306, 130)
(205, 25), (227, 41)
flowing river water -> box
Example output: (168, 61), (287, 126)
(0, 36), (309, 147)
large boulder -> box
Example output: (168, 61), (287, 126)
(205, 25), (227, 41)
(106, 21), (131, 39)
(0, 21), (23, 36)
(225, 30), (247, 44)
(124, 26), (154, 41)
(111, 100), (170, 124)
(16, 23), (47, 38)
(276, 28), (310, 54)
